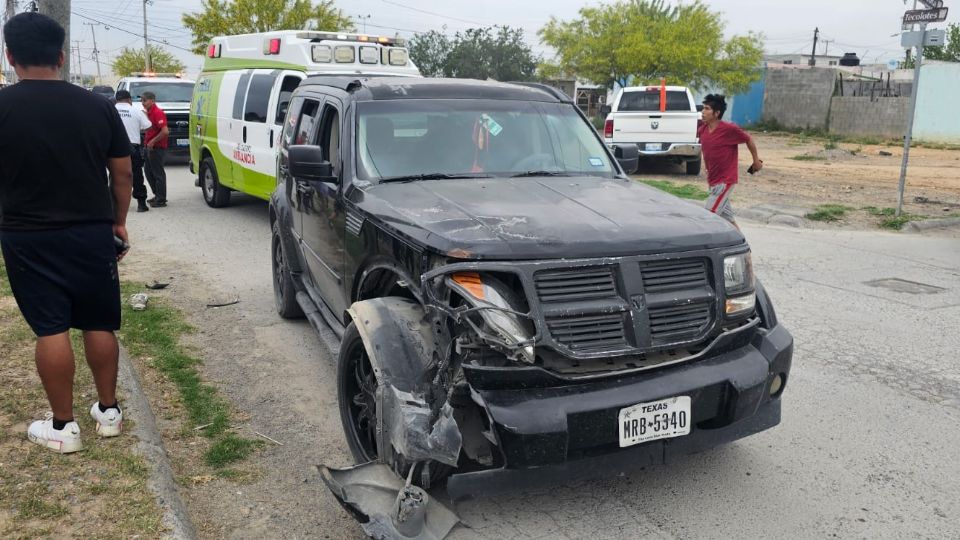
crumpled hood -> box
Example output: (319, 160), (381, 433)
(356, 176), (744, 259)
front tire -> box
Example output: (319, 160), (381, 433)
(271, 220), (303, 319)
(338, 322), (379, 463)
(200, 157), (231, 208)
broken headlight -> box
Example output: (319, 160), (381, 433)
(446, 272), (535, 363)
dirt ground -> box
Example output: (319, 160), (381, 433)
(636, 132), (960, 229)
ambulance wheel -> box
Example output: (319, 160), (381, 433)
(201, 157), (231, 208)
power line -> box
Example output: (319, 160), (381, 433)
(70, 10), (194, 52)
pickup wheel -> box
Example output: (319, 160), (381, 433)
(686, 157), (702, 176)
(271, 220), (304, 319)
(200, 157), (231, 208)
(338, 322), (380, 463)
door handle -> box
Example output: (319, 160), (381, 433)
(269, 129), (274, 148)
(242, 126), (247, 143)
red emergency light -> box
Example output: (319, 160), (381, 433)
(207, 43), (221, 58)
(263, 38), (281, 55)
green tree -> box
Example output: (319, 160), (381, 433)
(182, 0), (354, 55)
(539, 0), (763, 93)
(923, 23), (960, 62)
(112, 46), (186, 76)
(408, 30), (451, 77)
(409, 26), (538, 80)
(444, 26), (538, 81)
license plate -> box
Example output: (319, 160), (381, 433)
(618, 396), (691, 447)
(176, 138), (190, 146)
(645, 143), (661, 151)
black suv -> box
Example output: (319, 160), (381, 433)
(269, 77), (792, 537)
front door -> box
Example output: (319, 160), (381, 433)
(237, 69), (278, 196)
(301, 99), (347, 317)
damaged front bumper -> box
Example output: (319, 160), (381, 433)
(447, 322), (793, 499)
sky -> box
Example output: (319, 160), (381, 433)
(17, 0), (956, 81)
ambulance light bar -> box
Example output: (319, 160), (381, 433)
(296, 31), (405, 47)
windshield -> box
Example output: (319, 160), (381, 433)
(356, 99), (615, 181)
(127, 82), (194, 103)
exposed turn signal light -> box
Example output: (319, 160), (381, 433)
(452, 273), (484, 300)
(725, 292), (756, 316)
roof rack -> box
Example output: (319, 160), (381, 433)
(507, 81), (573, 102)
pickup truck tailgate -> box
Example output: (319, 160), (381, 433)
(612, 112), (700, 144)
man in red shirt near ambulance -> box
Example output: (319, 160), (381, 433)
(141, 91), (169, 207)
(697, 94), (762, 227)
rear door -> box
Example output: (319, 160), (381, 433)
(237, 69), (278, 196)
(613, 89), (698, 146)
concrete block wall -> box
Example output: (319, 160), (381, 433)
(828, 97), (909, 139)
(761, 68), (837, 130)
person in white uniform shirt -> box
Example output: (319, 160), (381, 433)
(114, 90), (152, 212)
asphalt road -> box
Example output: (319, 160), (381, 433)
(128, 165), (960, 539)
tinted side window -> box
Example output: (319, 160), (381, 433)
(244, 73), (276, 123)
(232, 72), (252, 120)
(295, 99), (321, 145)
(618, 91), (691, 112)
(281, 97), (304, 149)
(318, 104), (341, 172)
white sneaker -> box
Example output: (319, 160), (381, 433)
(90, 402), (123, 437)
(27, 413), (83, 454)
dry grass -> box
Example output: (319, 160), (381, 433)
(0, 262), (165, 538)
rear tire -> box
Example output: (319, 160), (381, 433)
(272, 220), (303, 319)
(200, 157), (231, 208)
(686, 157), (702, 176)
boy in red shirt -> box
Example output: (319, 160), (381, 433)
(696, 94), (762, 226)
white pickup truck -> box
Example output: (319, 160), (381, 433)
(602, 85), (702, 175)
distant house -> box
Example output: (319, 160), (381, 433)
(764, 53), (844, 67)
(541, 77), (607, 117)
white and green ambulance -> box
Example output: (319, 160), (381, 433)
(189, 30), (420, 207)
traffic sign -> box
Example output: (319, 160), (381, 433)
(903, 7), (949, 24)
(918, 0), (944, 9)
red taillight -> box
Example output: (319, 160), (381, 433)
(604, 119), (614, 138)
(269, 38), (281, 54)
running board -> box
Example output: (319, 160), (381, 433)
(296, 292), (342, 355)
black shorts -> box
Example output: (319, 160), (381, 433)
(1, 223), (121, 337)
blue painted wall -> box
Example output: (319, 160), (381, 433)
(728, 71), (766, 127)
(913, 63), (960, 144)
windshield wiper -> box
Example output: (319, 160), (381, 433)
(510, 170), (573, 178)
(378, 173), (491, 183)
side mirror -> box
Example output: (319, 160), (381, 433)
(289, 145), (336, 183)
(613, 144), (639, 175)
(696, 104), (704, 112)
(600, 104), (612, 116)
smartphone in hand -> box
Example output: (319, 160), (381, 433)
(747, 160), (764, 175)
(113, 235), (129, 256)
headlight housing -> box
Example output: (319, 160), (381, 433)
(446, 272), (535, 363)
(723, 252), (756, 316)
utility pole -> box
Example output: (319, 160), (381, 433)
(142, 0), (151, 72)
(821, 39), (834, 57)
(808, 27), (819, 66)
(4, 0), (17, 83)
(357, 14), (371, 34)
(38, 0), (71, 81)
(896, 21), (928, 218)
(73, 40), (83, 85)
(84, 22), (101, 84)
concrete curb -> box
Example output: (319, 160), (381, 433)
(902, 217), (960, 233)
(117, 345), (197, 540)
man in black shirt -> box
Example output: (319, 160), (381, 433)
(0, 13), (133, 453)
